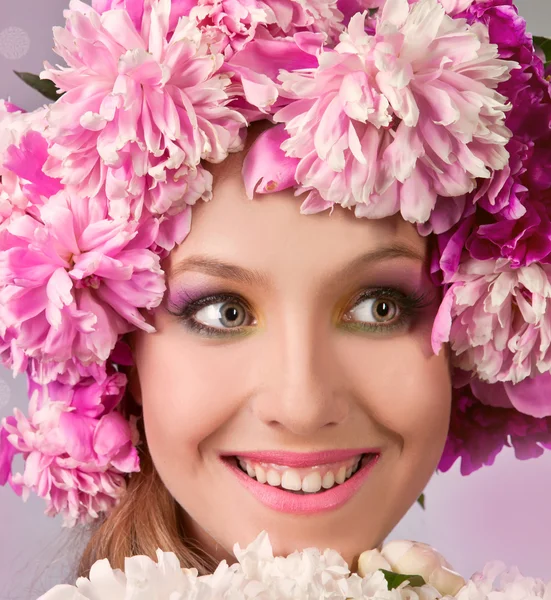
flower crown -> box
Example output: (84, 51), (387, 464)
(0, 0), (551, 527)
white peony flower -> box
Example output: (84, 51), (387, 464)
(37, 532), (549, 600)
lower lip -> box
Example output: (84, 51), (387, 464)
(221, 454), (380, 515)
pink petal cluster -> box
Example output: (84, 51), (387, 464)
(432, 257), (551, 385)
(0, 370), (138, 526)
(0, 190), (165, 377)
(273, 0), (515, 223)
(438, 374), (551, 475)
(92, 0), (195, 34)
(262, 0), (344, 40)
(40, 0), (245, 221)
(178, 0), (344, 59)
(0, 102), (62, 230)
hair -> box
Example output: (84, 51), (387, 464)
(74, 365), (218, 579)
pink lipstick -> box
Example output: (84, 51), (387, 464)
(220, 450), (380, 514)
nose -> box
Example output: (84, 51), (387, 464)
(250, 306), (350, 436)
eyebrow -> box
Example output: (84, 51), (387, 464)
(168, 243), (425, 288)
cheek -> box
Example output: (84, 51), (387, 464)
(344, 333), (452, 455)
(133, 329), (247, 454)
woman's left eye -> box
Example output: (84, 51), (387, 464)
(345, 295), (400, 326)
(341, 288), (433, 334)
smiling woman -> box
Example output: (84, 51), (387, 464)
(1, 0), (551, 595)
(115, 141), (452, 569)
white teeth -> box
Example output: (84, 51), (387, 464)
(255, 465), (267, 484)
(321, 471), (335, 489)
(266, 470), (281, 487)
(237, 454), (368, 492)
(302, 471), (322, 493)
(281, 469), (302, 491)
(335, 466), (347, 484)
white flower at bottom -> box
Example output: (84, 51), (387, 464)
(38, 550), (200, 599)
(456, 561), (551, 600)
(380, 540), (466, 596)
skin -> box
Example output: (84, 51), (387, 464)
(129, 149), (452, 568)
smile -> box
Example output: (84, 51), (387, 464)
(220, 449), (380, 514)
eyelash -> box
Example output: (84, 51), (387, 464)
(168, 287), (434, 338)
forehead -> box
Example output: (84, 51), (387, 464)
(168, 152), (427, 274)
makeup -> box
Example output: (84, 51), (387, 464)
(220, 451), (380, 514)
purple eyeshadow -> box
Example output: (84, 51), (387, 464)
(166, 283), (219, 312)
(168, 287), (203, 309)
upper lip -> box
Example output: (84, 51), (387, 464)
(219, 448), (381, 468)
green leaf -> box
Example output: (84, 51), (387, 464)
(417, 493), (425, 510)
(379, 569), (427, 590)
(533, 36), (551, 63)
(13, 71), (62, 102)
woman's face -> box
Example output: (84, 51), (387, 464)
(130, 153), (452, 566)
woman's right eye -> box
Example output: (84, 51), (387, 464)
(193, 300), (254, 330)
(170, 294), (257, 337)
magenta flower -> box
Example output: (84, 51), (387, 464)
(432, 257), (551, 384)
(0, 190), (165, 375)
(0, 371), (138, 526)
(40, 0), (246, 221)
(424, 0), (551, 240)
(274, 0), (515, 224)
(438, 376), (551, 475)
(470, 372), (551, 419)
(466, 194), (551, 268)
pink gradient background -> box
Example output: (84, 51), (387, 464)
(0, 0), (550, 596)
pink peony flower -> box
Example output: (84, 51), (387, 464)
(274, 0), (515, 224)
(187, 0), (343, 60)
(262, 0), (344, 41)
(189, 0), (276, 57)
(432, 257), (551, 384)
(0, 371), (138, 526)
(40, 0), (246, 221)
(0, 190), (165, 375)
(438, 376), (551, 475)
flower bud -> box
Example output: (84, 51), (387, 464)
(381, 540), (466, 594)
(428, 566), (466, 595)
(357, 548), (392, 577)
